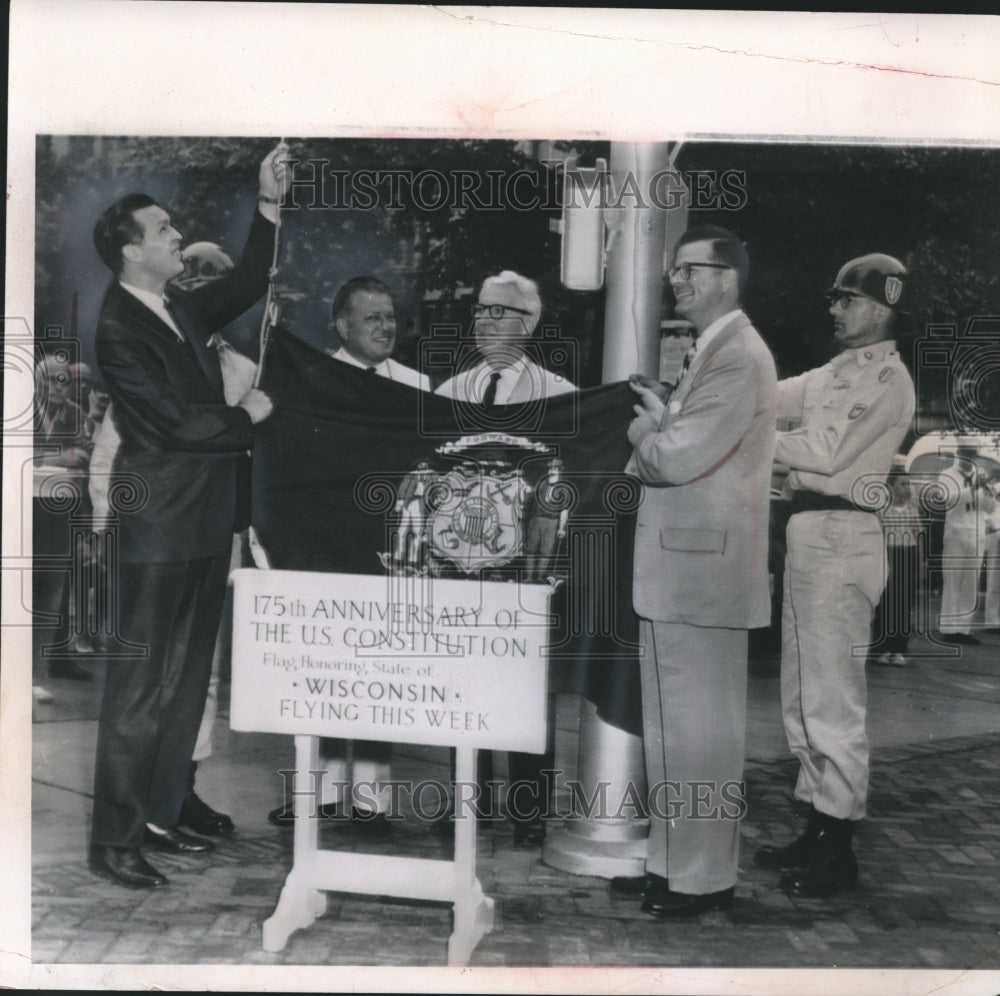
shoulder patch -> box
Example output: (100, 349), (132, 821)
(848, 404), (867, 420)
(878, 367), (896, 383)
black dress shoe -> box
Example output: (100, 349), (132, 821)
(511, 819), (546, 847)
(49, 659), (92, 681)
(89, 845), (167, 889)
(179, 788), (234, 836)
(609, 871), (668, 897)
(143, 823), (215, 853)
(268, 802), (342, 826)
(641, 886), (734, 918)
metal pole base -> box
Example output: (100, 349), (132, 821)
(542, 698), (649, 878)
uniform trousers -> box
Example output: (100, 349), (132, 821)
(639, 619), (747, 894)
(91, 551), (230, 848)
(781, 511), (884, 822)
(939, 528), (981, 635)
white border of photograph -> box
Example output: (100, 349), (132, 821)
(6, 3), (1000, 993)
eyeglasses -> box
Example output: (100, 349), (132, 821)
(667, 262), (732, 281)
(472, 303), (533, 319)
(825, 291), (865, 311)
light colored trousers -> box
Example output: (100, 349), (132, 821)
(639, 619), (747, 894)
(939, 527), (982, 634)
(781, 511), (885, 822)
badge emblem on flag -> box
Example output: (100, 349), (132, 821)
(884, 275), (903, 306)
(382, 432), (557, 577)
(428, 462), (527, 574)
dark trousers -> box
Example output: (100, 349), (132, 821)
(91, 551), (230, 848)
(871, 544), (917, 655)
(33, 498), (90, 676)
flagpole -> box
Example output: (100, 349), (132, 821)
(254, 138), (286, 388)
(544, 141), (681, 879)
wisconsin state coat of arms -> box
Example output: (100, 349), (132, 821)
(381, 432), (571, 582)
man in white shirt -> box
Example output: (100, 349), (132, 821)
(268, 276), (428, 832)
(938, 447), (995, 644)
(434, 270), (574, 847)
(435, 270), (574, 405)
(325, 276), (430, 391)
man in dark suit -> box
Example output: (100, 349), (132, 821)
(88, 143), (289, 889)
(611, 225), (777, 917)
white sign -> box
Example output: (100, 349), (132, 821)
(230, 568), (550, 752)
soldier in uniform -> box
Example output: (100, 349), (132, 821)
(756, 253), (916, 897)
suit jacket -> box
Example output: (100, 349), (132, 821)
(628, 311), (777, 629)
(95, 210), (275, 563)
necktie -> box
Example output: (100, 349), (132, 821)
(162, 298), (186, 343)
(483, 370), (501, 408)
(366, 366), (377, 375)
(678, 345), (696, 383)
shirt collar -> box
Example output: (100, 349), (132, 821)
(833, 340), (898, 369)
(119, 281), (183, 338)
(120, 280), (171, 315)
(480, 354), (528, 378)
(330, 346), (389, 376)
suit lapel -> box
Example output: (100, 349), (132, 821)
(674, 312), (750, 404)
(108, 283), (181, 346)
(165, 291), (223, 393)
(108, 284), (223, 395)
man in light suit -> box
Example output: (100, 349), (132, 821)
(89, 143), (289, 889)
(268, 276), (428, 833)
(611, 225), (777, 917)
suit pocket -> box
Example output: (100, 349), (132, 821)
(659, 527), (728, 554)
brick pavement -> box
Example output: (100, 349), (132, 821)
(29, 732), (1000, 973)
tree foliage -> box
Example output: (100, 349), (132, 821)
(34, 136), (1000, 420)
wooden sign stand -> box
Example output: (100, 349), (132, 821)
(231, 567), (550, 965)
(262, 733), (494, 965)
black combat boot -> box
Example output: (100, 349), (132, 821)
(779, 811), (858, 897)
(754, 805), (822, 871)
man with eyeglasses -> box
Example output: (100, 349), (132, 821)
(435, 270), (575, 406)
(435, 270), (574, 847)
(755, 254), (915, 898)
(613, 225), (777, 918)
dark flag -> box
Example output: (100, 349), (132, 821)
(251, 329), (642, 734)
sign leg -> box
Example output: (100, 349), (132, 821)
(447, 746), (495, 966)
(262, 734), (328, 951)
